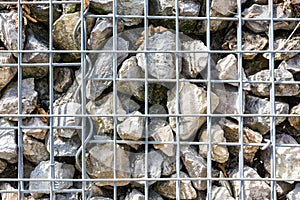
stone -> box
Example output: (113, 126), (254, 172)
(209, 186), (234, 200)
(0, 78), (38, 121)
(30, 1), (61, 25)
(211, 0), (239, 16)
(55, 192), (80, 200)
(117, 111), (145, 141)
(155, 171), (197, 199)
(288, 103), (300, 131)
(136, 31), (180, 79)
(230, 166), (271, 199)
(86, 143), (131, 186)
(86, 92), (126, 135)
(150, 124), (175, 157)
(243, 54), (269, 76)
(86, 37), (129, 100)
(262, 134), (300, 184)
(87, 17), (124, 50)
(199, 124), (229, 163)
(23, 135), (49, 165)
(149, 104), (168, 126)
(276, 181), (294, 197)
(131, 150), (163, 185)
(22, 117), (48, 140)
(125, 189), (144, 200)
(0, 53), (17, 92)
(53, 67), (73, 93)
(181, 40), (208, 78)
(215, 54), (250, 90)
(118, 93), (141, 114)
(161, 152), (178, 176)
(287, 183), (300, 200)
(54, 74), (79, 107)
(249, 69), (300, 97)
(219, 118), (262, 163)
(29, 161), (75, 198)
(167, 82), (219, 141)
(244, 95), (289, 135)
(278, 54), (300, 74)
(53, 102), (82, 138)
(0, 10), (26, 58)
(222, 29), (268, 60)
(45, 134), (81, 157)
(243, 3), (296, 33)
(0, 159), (7, 174)
(181, 146), (207, 191)
(0, 183), (18, 200)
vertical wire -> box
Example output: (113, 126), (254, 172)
(236, 0), (245, 199)
(205, 0), (212, 199)
(174, 0), (181, 199)
(268, 0), (276, 199)
(17, 0), (24, 199)
(48, 0), (55, 199)
(143, 0), (149, 198)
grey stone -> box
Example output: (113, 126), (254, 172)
(86, 92), (126, 135)
(29, 161), (75, 198)
(167, 82), (219, 141)
(245, 95), (289, 135)
(249, 69), (300, 96)
(22, 117), (48, 140)
(219, 118), (262, 163)
(125, 189), (144, 200)
(0, 78), (38, 121)
(0, 183), (18, 200)
(181, 40), (208, 78)
(230, 166), (271, 200)
(288, 103), (300, 131)
(262, 134), (300, 184)
(0, 159), (7, 174)
(199, 124), (229, 163)
(117, 111), (145, 141)
(86, 37), (129, 100)
(149, 104), (168, 125)
(53, 67), (73, 93)
(136, 31), (180, 79)
(131, 150), (163, 185)
(243, 54), (269, 76)
(149, 190), (164, 200)
(0, 53), (17, 92)
(276, 181), (294, 197)
(179, 0), (200, 16)
(287, 183), (300, 200)
(150, 124), (175, 157)
(54, 74), (79, 107)
(161, 152), (178, 176)
(118, 93), (141, 114)
(209, 186), (234, 200)
(53, 102), (82, 138)
(46, 134), (81, 157)
(30, 1), (61, 24)
(55, 192), (79, 200)
(155, 171), (197, 199)
(90, 197), (113, 200)
(215, 54), (250, 90)
(243, 3), (296, 33)
(23, 135), (49, 165)
(87, 17), (124, 50)
(0, 10), (26, 58)
(278, 54), (300, 74)
(86, 143), (131, 186)
(181, 146), (207, 191)
(211, 0), (238, 16)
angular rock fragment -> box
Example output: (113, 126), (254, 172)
(262, 134), (300, 184)
(278, 54), (300, 74)
(219, 118), (262, 163)
(53, 67), (73, 93)
(181, 146), (207, 190)
(167, 82), (219, 141)
(53, 102), (82, 138)
(210, 185), (234, 200)
(125, 189), (144, 200)
(30, 2), (61, 24)
(211, 0), (240, 16)
(150, 124), (175, 157)
(287, 183), (300, 200)
(29, 161), (75, 198)
(46, 134), (81, 157)
(288, 103), (300, 131)
(245, 95), (289, 134)
(0, 78), (38, 121)
(181, 40), (208, 78)
(118, 93), (141, 114)
(243, 54), (269, 76)
(215, 54), (250, 90)
(0, 53), (17, 92)
(0, 183), (18, 200)
(155, 171), (197, 199)
(23, 135), (49, 165)
(0, 159), (7, 174)
(230, 166), (271, 199)
(86, 143), (131, 186)
(22, 117), (48, 140)
(249, 69), (300, 96)
(199, 124), (229, 163)
(161, 152), (178, 176)
(0, 119), (17, 164)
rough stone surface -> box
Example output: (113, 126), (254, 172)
(22, 117), (48, 140)
(288, 103), (300, 131)
(29, 161), (75, 198)
(287, 183), (300, 200)
(53, 67), (73, 93)
(219, 118), (262, 163)
(167, 82), (219, 141)
(244, 95), (289, 135)
(0, 78), (38, 121)
(0, 159), (7, 174)
(230, 166), (271, 200)
(117, 111), (145, 140)
(23, 135), (49, 165)
(46, 134), (81, 157)
(278, 54), (300, 74)
(210, 185), (234, 200)
(0, 183), (18, 200)
(249, 69), (300, 96)
(150, 124), (175, 157)
(155, 171), (197, 199)
(0, 53), (17, 92)
(0, 118), (17, 164)
(125, 189), (144, 200)
(199, 124), (229, 163)
(161, 152), (178, 176)
(30, 1), (61, 25)
(211, 0), (238, 16)
(86, 143), (131, 186)
(181, 146), (207, 191)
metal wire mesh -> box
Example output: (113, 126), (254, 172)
(0, 0), (299, 200)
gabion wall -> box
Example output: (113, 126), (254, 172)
(0, 0), (300, 199)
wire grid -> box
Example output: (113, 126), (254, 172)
(0, 0), (299, 200)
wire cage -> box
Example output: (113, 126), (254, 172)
(0, 0), (300, 199)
